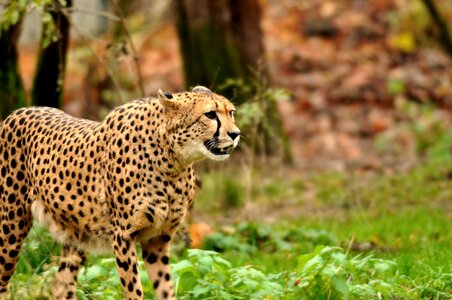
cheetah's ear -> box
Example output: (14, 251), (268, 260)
(158, 89), (180, 112)
(192, 86), (212, 93)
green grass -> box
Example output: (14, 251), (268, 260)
(188, 147), (452, 298)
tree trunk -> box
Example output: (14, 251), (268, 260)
(229, 0), (266, 74)
(176, 0), (266, 104)
(0, 18), (26, 120)
(32, 0), (72, 107)
(420, 0), (452, 57)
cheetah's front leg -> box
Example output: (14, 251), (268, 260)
(141, 235), (175, 300)
(112, 233), (144, 300)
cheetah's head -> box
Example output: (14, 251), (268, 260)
(158, 86), (240, 163)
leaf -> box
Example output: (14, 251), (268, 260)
(330, 274), (349, 297)
(332, 252), (347, 265)
(192, 285), (211, 297)
(374, 261), (392, 274)
(10, 10), (20, 26)
(213, 255), (232, 269)
(350, 284), (377, 297)
(297, 252), (317, 272)
(172, 259), (196, 277)
(387, 79), (406, 95)
(319, 246), (344, 256)
(187, 249), (219, 258)
(324, 268), (350, 298)
(390, 32), (416, 53)
(300, 255), (324, 274)
(78, 265), (109, 283)
(236, 102), (264, 128)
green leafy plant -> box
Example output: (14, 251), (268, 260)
(76, 256), (155, 299)
(295, 246), (402, 299)
(173, 249), (284, 299)
(202, 231), (257, 254)
(202, 222), (296, 254)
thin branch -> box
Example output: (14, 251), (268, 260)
(58, 8), (125, 103)
(110, 0), (146, 97)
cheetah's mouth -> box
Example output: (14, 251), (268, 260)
(203, 141), (234, 156)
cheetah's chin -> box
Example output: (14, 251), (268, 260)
(208, 152), (230, 161)
(201, 145), (231, 161)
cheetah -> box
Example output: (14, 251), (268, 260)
(0, 86), (240, 300)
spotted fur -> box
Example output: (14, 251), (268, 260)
(0, 87), (240, 300)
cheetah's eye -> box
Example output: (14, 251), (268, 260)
(229, 110), (235, 118)
(204, 111), (217, 120)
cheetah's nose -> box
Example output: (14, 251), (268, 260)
(228, 131), (240, 141)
